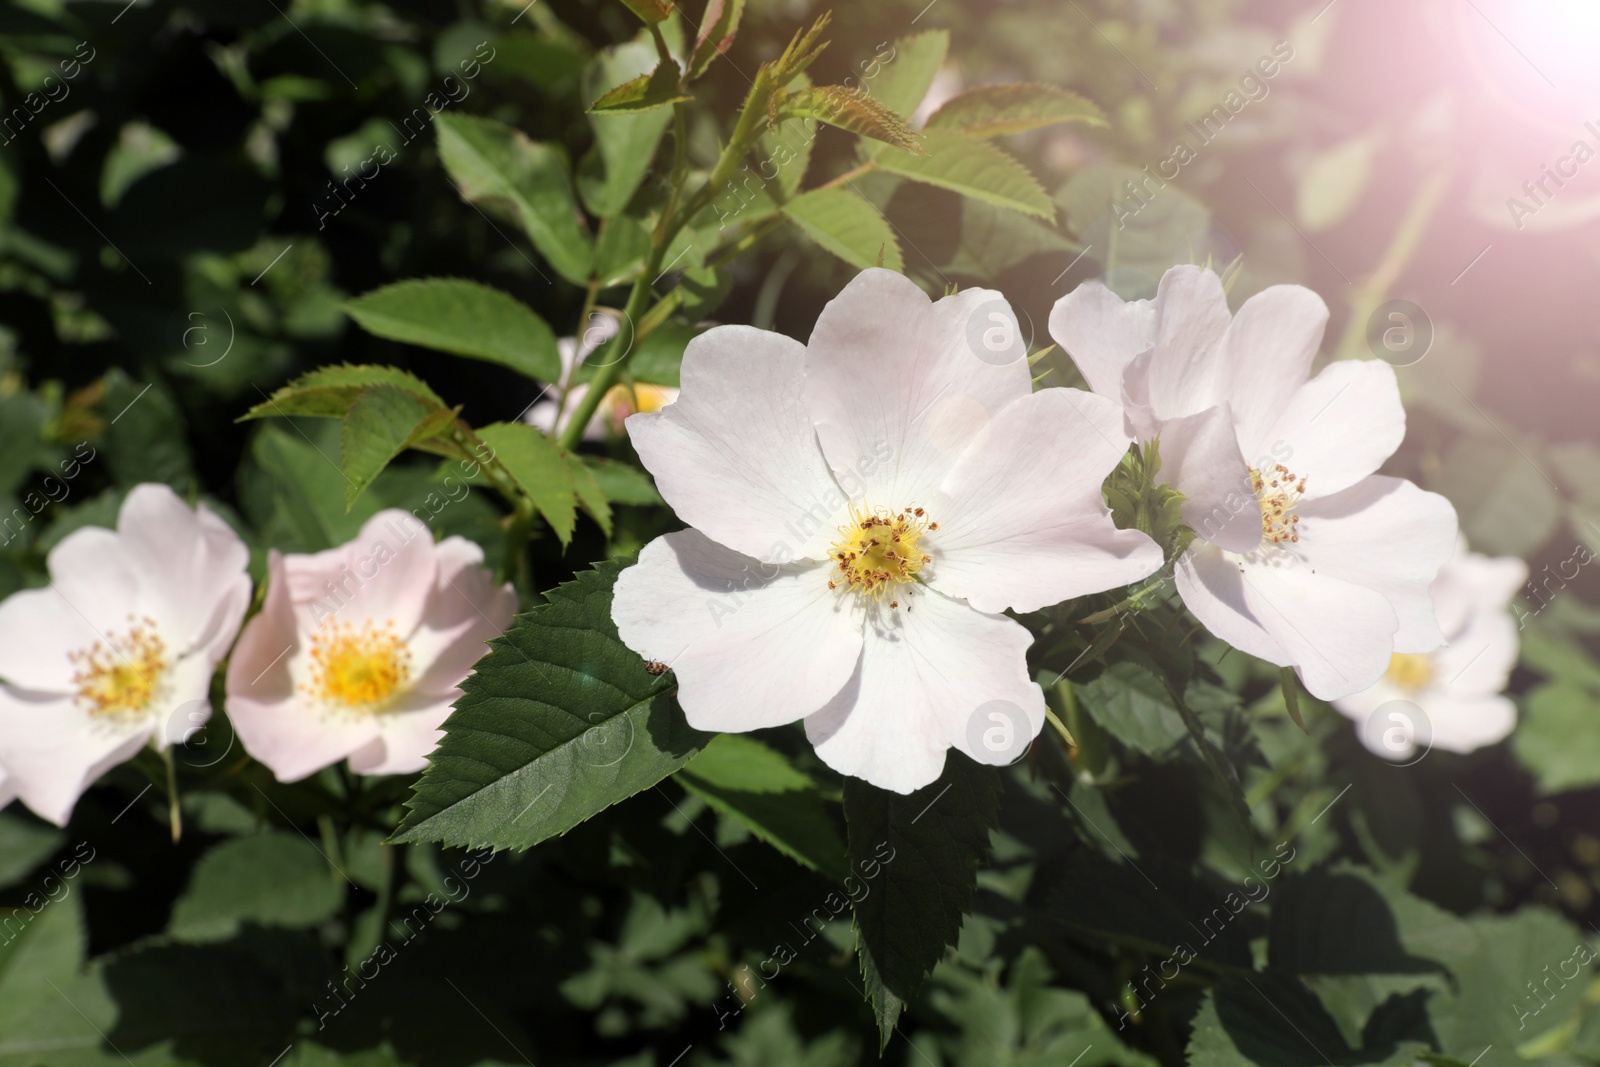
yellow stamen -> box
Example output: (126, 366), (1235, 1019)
(1385, 653), (1433, 692)
(1250, 463), (1307, 545)
(304, 618), (412, 709)
(69, 616), (167, 718)
(827, 503), (933, 604)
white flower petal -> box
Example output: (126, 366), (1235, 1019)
(0, 584), (109, 693)
(1423, 693), (1516, 753)
(47, 525), (140, 633)
(1236, 557), (1398, 700)
(295, 511), (441, 637)
(628, 325), (844, 561)
(929, 388), (1162, 613)
(1174, 542), (1290, 667)
(347, 692), (455, 775)
(1296, 476), (1457, 652)
(1142, 265), (1233, 420)
(804, 269), (1032, 508)
(1263, 361), (1405, 499)
(1047, 280), (1155, 400)
(803, 589), (1043, 794)
(1221, 285), (1329, 457)
(1434, 611), (1518, 696)
(406, 538), (516, 697)
(613, 530), (864, 732)
(1433, 546), (1526, 637)
(116, 485), (251, 656)
(1158, 405), (1260, 553)
(0, 689), (151, 826)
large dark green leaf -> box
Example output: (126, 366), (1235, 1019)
(781, 187), (904, 271)
(393, 560), (710, 851)
(167, 832), (344, 942)
(845, 753), (999, 1049)
(877, 129), (1054, 218)
(343, 278), (561, 384)
(338, 385), (457, 507)
(435, 113), (591, 285)
(677, 735), (848, 879)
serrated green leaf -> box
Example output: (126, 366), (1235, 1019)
(781, 186), (904, 272)
(168, 833), (344, 942)
(589, 59), (691, 113)
(436, 113), (591, 285)
(759, 74), (815, 198)
(677, 735), (848, 879)
(846, 753), (1000, 1050)
(1187, 973), (1428, 1067)
(689, 0), (745, 78)
(475, 421), (577, 547)
(344, 278), (561, 383)
(392, 560), (711, 851)
(578, 41), (674, 218)
(867, 29), (948, 120)
(240, 363), (445, 422)
(780, 86), (918, 152)
(569, 453), (613, 539)
(927, 83), (1108, 137)
(877, 129), (1054, 218)
(1074, 660), (1189, 757)
(339, 385), (455, 508)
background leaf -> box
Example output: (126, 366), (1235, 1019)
(344, 278), (561, 384)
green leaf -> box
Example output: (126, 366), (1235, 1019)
(926, 83), (1108, 138)
(392, 560), (711, 851)
(866, 29), (948, 120)
(877, 129), (1054, 218)
(677, 735), (848, 879)
(1513, 681), (1600, 794)
(616, 0), (670, 22)
(102, 370), (196, 495)
(240, 363), (445, 422)
(845, 753), (1000, 1050)
(1433, 434), (1560, 558)
(0, 814), (63, 889)
(689, 0), (745, 78)
(344, 278), (561, 383)
(0, 896), (119, 1065)
(569, 454), (613, 539)
(475, 421), (577, 547)
(589, 59), (692, 113)
(1074, 660), (1189, 757)
(759, 75), (815, 199)
(435, 113), (591, 286)
(781, 186), (905, 272)
(0, 392), (46, 497)
(1297, 132), (1381, 232)
(581, 456), (662, 506)
(339, 385), (456, 508)
(168, 832), (345, 942)
(780, 86), (919, 152)
(1187, 974), (1427, 1067)
(578, 41), (674, 218)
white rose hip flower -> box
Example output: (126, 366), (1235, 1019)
(0, 484), (251, 825)
(1050, 265), (1459, 700)
(612, 268), (1164, 794)
(225, 511), (516, 782)
(1333, 539), (1527, 757)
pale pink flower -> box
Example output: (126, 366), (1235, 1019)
(0, 484), (251, 825)
(1333, 539), (1527, 757)
(1050, 265), (1459, 700)
(612, 268), (1163, 794)
(225, 511), (515, 782)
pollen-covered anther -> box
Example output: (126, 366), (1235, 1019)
(827, 503), (933, 603)
(303, 617), (413, 710)
(69, 615), (168, 719)
(1250, 463), (1308, 545)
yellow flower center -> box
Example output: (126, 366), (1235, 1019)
(68, 616), (167, 718)
(827, 503), (935, 606)
(1385, 653), (1434, 692)
(304, 619), (412, 710)
(1251, 463), (1307, 545)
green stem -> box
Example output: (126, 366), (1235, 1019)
(160, 746), (182, 844)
